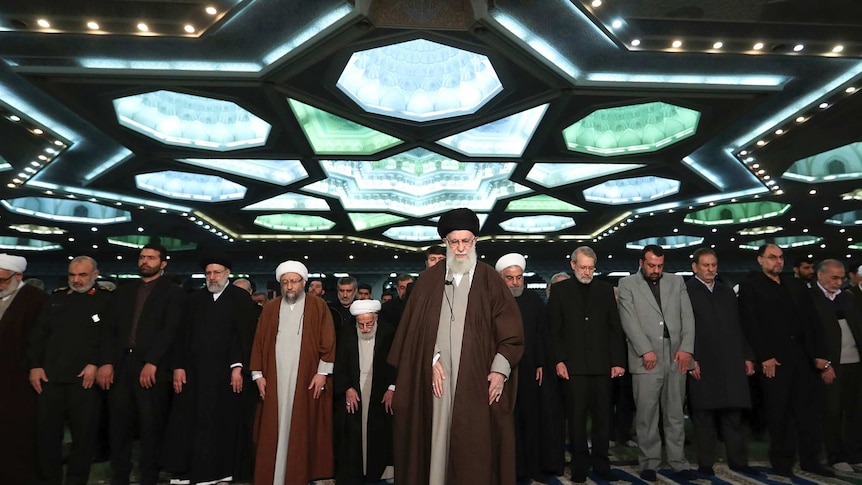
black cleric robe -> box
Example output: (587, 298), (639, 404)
(162, 283), (260, 483)
(686, 277), (754, 410)
(0, 283), (48, 484)
(512, 289), (550, 479)
(333, 321), (396, 484)
(387, 261), (524, 485)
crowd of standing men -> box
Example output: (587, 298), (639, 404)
(0, 206), (860, 485)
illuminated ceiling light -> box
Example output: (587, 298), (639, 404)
(336, 38), (503, 122)
(287, 98), (402, 155)
(135, 171), (247, 202)
(846, 86), (857, 93)
(36, 19), (50, 28)
(712, 42), (723, 49)
(253, 214), (335, 232)
(526, 163), (644, 188)
(9, 224), (65, 235)
(627, 235), (704, 250)
(9, 115), (20, 122)
(820, 102), (830, 109)
(87, 21), (99, 30)
(591, 0), (602, 7)
(756, 140), (766, 146)
(740, 236), (822, 250)
(738, 226), (783, 236)
(32, 128), (43, 135)
(108, 235), (196, 251)
(348, 213), (407, 231)
(1, 197), (131, 224)
(753, 42), (764, 50)
(500, 215), (575, 233)
(176, 158), (308, 186)
(383, 225), (440, 242)
(630, 39), (641, 47)
(137, 23), (149, 32)
(833, 45), (845, 53)
(775, 129), (784, 135)
(684, 201), (791, 225)
(611, 20), (623, 29)
(303, 149), (530, 217)
(793, 44), (804, 52)
(739, 150), (748, 156)
(205, 6), (218, 15)
(583, 176), (680, 205)
(113, 90), (271, 151)
(505, 195), (585, 213)
(242, 193), (330, 211)
(796, 116), (806, 123)
(0, 237), (61, 252)
(783, 142), (862, 183)
(671, 40), (682, 48)
(437, 104), (548, 157)
(184, 24), (195, 34)
(563, 102), (700, 156)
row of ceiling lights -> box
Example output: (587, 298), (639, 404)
(3, 114), (66, 190)
(30, 6), (219, 35)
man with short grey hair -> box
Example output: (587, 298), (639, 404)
(811, 259), (862, 472)
(329, 276), (358, 333)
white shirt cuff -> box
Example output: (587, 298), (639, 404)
(230, 363), (242, 369)
(251, 371), (263, 381)
(490, 353), (511, 379)
(388, 384), (396, 391)
(317, 360), (334, 375)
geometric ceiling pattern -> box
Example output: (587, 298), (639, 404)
(1, 0), (862, 272)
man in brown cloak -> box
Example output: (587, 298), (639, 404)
(388, 207), (524, 485)
(250, 260), (335, 485)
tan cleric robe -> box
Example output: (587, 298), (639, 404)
(250, 292), (335, 485)
(388, 261), (524, 485)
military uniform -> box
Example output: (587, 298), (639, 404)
(28, 285), (114, 485)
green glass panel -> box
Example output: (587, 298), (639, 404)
(684, 202), (791, 226)
(626, 235), (704, 250)
(0, 237), (61, 251)
(2, 197), (131, 224)
(563, 102), (700, 157)
(108, 236), (197, 251)
(499, 215), (575, 233)
(348, 213), (407, 231)
(740, 236), (822, 250)
(737, 226), (783, 236)
(783, 142), (862, 183)
(526, 163), (644, 188)
(825, 210), (862, 226)
(288, 98), (403, 155)
(254, 213), (335, 232)
(505, 195), (585, 213)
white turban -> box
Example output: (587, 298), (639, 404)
(0, 253), (27, 273)
(349, 299), (381, 316)
(495, 253), (526, 273)
(275, 260), (308, 282)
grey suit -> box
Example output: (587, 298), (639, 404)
(618, 272), (695, 472)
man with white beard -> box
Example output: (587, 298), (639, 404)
(495, 253), (551, 483)
(162, 254), (259, 485)
(549, 246), (626, 483)
(388, 207), (524, 485)
(28, 256), (112, 485)
(250, 260), (335, 485)
(333, 299), (396, 484)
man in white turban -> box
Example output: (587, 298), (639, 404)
(334, 299), (397, 483)
(0, 253), (49, 484)
(249, 260), (335, 485)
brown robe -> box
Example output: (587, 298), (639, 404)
(250, 293), (335, 485)
(388, 261), (524, 485)
(0, 283), (48, 484)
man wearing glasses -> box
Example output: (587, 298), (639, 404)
(388, 207), (524, 485)
(0, 253), (49, 484)
(250, 260), (335, 485)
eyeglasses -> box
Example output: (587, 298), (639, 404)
(445, 237), (475, 248)
(0, 272), (18, 284)
(574, 264), (596, 272)
(356, 321), (376, 329)
(280, 278), (303, 287)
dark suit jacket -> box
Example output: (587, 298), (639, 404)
(810, 285), (862, 374)
(101, 276), (185, 374)
(549, 278), (625, 375)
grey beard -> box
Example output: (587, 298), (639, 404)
(357, 326), (376, 341)
(283, 290), (304, 304)
(509, 285), (524, 297)
(446, 245), (477, 275)
(70, 281), (96, 294)
(0, 282), (19, 299)
(576, 274), (593, 284)
(207, 278), (230, 294)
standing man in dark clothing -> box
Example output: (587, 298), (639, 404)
(738, 243), (833, 478)
(162, 254), (260, 484)
(334, 300), (397, 484)
(329, 276), (357, 333)
(379, 273), (413, 329)
(811, 259), (862, 472)
(495, 253), (549, 483)
(0, 253), (49, 484)
(97, 242), (185, 485)
(685, 248), (758, 476)
(28, 256), (112, 485)
(793, 255), (816, 288)
(550, 246), (626, 483)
